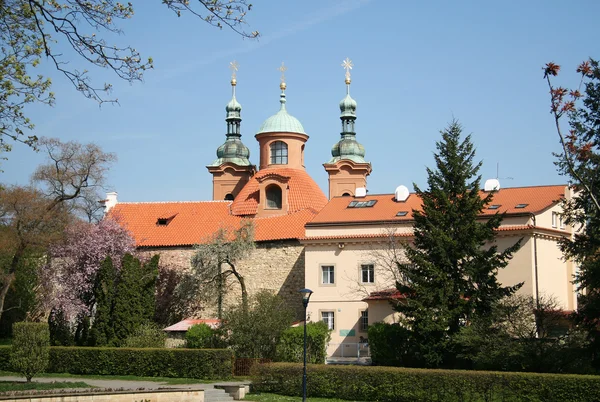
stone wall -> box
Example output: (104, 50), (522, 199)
(142, 240), (305, 321)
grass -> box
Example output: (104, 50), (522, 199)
(0, 380), (91, 392)
(244, 394), (365, 402)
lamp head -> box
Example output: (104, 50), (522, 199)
(299, 288), (313, 307)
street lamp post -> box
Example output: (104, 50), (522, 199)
(299, 288), (313, 402)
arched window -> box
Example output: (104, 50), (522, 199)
(342, 192), (351, 197)
(266, 184), (282, 209)
(224, 193), (234, 201)
(270, 141), (288, 164)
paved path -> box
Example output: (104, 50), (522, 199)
(0, 375), (249, 391)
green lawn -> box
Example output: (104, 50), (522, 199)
(0, 380), (91, 392)
(244, 394), (365, 402)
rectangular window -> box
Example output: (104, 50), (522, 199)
(321, 265), (335, 285)
(552, 212), (558, 228)
(321, 311), (335, 330)
(360, 310), (368, 332)
(361, 264), (374, 283)
(559, 215), (565, 230)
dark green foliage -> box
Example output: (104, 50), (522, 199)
(48, 309), (74, 346)
(0, 255), (39, 338)
(397, 121), (521, 367)
(222, 290), (294, 359)
(368, 322), (418, 367)
(89, 256), (117, 346)
(252, 363), (600, 402)
(10, 322), (50, 382)
(111, 254), (159, 346)
(46, 347), (232, 379)
(185, 323), (215, 349)
(275, 322), (330, 364)
(123, 322), (166, 348)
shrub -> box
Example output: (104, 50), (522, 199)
(123, 322), (166, 348)
(252, 363), (600, 402)
(47, 347), (232, 379)
(276, 322), (330, 364)
(185, 323), (215, 348)
(368, 322), (418, 367)
(10, 322), (50, 382)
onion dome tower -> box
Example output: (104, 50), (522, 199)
(323, 58), (372, 199)
(207, 61), (256, 201)
(230, 62), (327, 218)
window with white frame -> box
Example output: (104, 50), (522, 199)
(321, 311), (335, 330)
(360, 310), (368, 332)
(361, 264), (374, 284)
(321, 265), (335, 285)
(552, 212), (558, 228)
(559, 215), (565, 229)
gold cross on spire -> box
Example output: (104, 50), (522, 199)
(229, 60), (239, 85)
(342, 57), (353, 84)
(278, 62), (287, 90)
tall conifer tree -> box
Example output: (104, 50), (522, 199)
(89, 256), (117, 346)
(396, 121), (521, 367)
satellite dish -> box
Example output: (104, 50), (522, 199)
(395, 185), (410, 202)
(484, 179), (500, 192)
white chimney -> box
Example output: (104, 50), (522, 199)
(484, 179), (500, 192)
(394, 185), (410, 202)
(355, 187), (367, 198)
(104, 192), (118, 212)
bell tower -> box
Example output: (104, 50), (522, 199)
(207, 61), (255, 201)
(323, 58), (372, 198)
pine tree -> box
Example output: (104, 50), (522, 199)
(141, 255), (159, 322)
(112, 254), (144, 346)
(396, 121), (521, 368)
(89, 256), (117, 346)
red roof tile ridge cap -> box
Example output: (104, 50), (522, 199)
(116, 200), (233, 205)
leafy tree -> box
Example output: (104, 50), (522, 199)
(0, 1), (258, 155)
(0, 137), (116, 321)
(10, 322), (49, 382)
(186, 323), (215, 349)
(544, 59), (600, 365)
(42, 218), (135, 320)
(189, 220), (254, 317)
(396, 121), (521, 368)
(222, 290), (294, 359)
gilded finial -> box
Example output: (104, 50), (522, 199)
(277, 62), (287, 90)
(229, 60), (239, 86)
(342, 57), (353, 86)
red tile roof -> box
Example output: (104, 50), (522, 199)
(109, 201), (319, 247)
(231, 167), (328, 216)
(308, 185), (566, 226)
(363, 288), (406, 301)
(163, 318), (221, 332)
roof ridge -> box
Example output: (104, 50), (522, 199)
(117, 200), (233, 205)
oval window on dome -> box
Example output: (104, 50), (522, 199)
(266, 184), (282, 209)
(270, 141), (288, 165)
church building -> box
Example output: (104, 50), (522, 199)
(106, 60), (578, 356)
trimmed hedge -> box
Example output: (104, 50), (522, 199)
(252, 362), (600, 402)
(276, 322), (330, 364)
(0, 345), (232, 380)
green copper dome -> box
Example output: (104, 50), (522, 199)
(257, 92), (306, 135)
(339, 93), (357, 118)
(208, 82), (252, 167)
(329, 134), (366, 164)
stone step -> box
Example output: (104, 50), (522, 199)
(204, 388), (235, 402)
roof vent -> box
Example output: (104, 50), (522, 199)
(355, 187), (367, 198)
(484, 179), (500, 192)
(394, 185), (410, 202)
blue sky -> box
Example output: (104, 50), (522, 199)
(2, 0), (599, 202)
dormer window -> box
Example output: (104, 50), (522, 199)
(270, 141), (288, 164)
(266, 184), (282, 209)
(157, 218), (169, 226)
